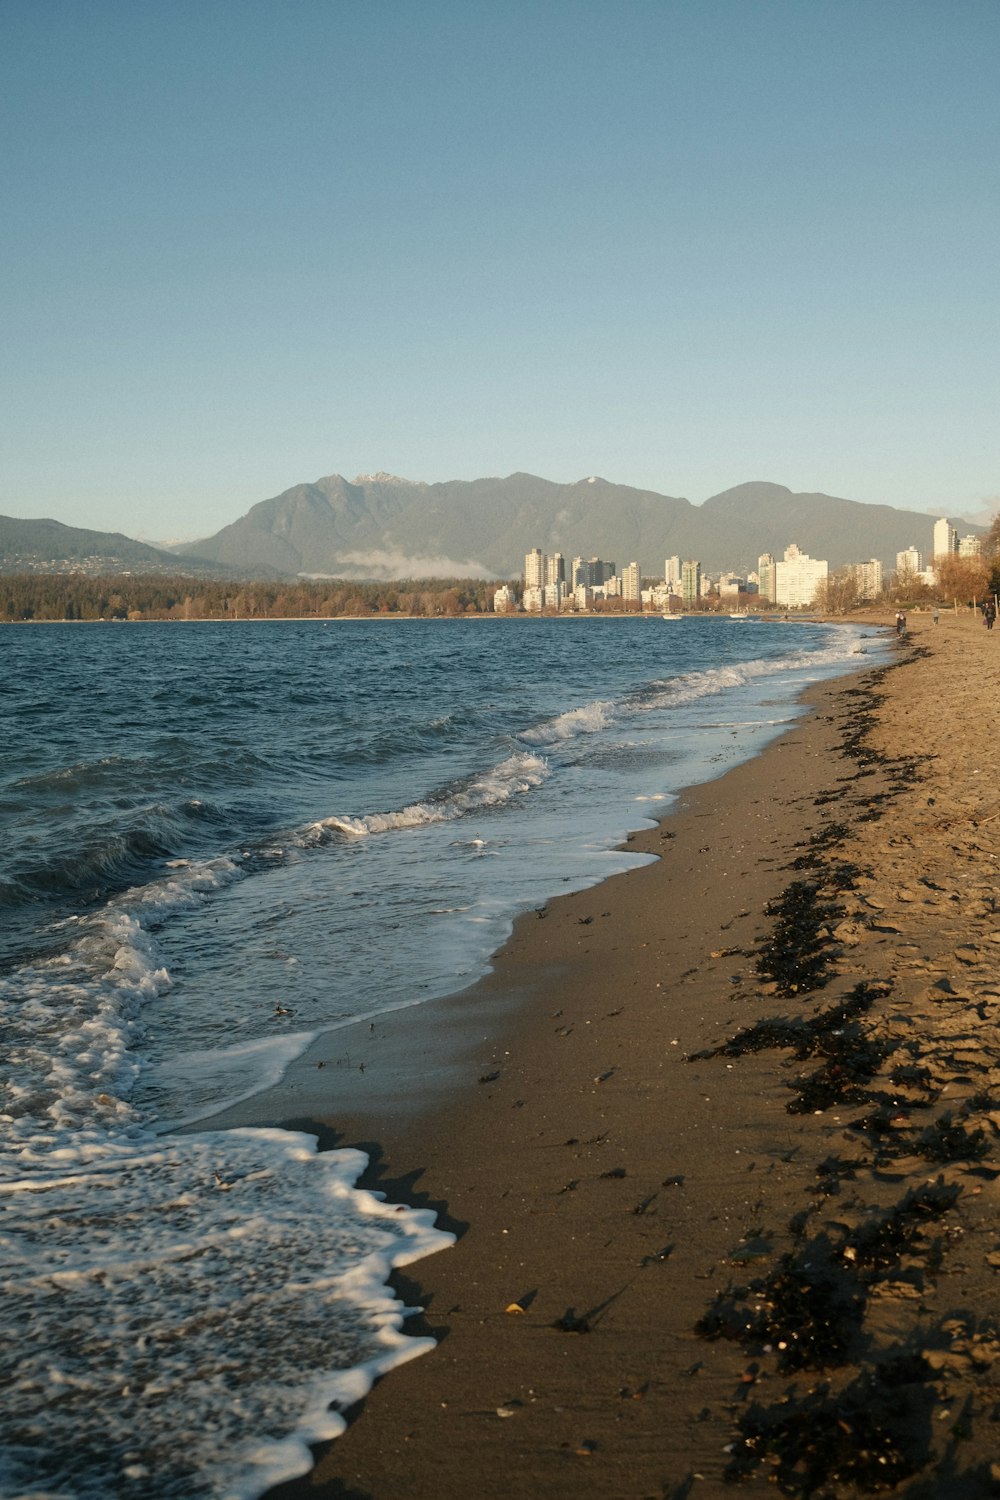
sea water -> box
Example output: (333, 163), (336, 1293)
(0, 615), (888, 1497)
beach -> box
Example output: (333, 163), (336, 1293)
(233, 608), (1000, 1499)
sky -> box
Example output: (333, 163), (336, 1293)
(2, 0), (999, 541)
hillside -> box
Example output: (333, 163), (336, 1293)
(5, 476), (984, 582)
(0, 515), (278, 578)
(175, 473), (980, 579)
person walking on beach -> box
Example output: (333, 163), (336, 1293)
(933, 607), (940, 624)
(895, 610), (906, 637)
(986, 601), (996, 631)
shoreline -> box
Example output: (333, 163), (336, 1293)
(0, 607), (896, 625)
(245, 659), (879, 1499)
(242, 610), (1000, 1498)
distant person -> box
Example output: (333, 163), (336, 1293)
(987, 602), (996, 631)
(932, 607), (940, 624)
(895, 610), (906, 636)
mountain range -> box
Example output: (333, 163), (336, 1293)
(2, 474), (987, 581)
(173, 473), (983, 579)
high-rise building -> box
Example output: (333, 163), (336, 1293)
(959, 534), (983, 557)
(933, 518), (958, 560)
(621, 561), (640, 600)
(681, 560), (701, 604)
(665, 556), (681, 586)
(851, 559), (884, 600)
(896, 546), (922, 576)
(758, 553), (776, 603)
(545, 552), (566, 586)
(524, 548), (545, 588)
(774, 543), (828, 607)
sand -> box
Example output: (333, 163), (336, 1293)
(244, 608), (1000, 1500)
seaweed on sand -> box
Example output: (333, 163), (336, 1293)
(697, 1236), (865, 1373)
(786, 1024), (893, 1115)
(756, 881), (843, 995)
(725, 1358), (935, 1494)
(915, 1111), (989, 1164)
(840, 1182), (960, 1278)
(696, 982), (887, 1065)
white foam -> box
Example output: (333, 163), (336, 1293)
(520, 700), (613, 744)
(307, 751), (550, 840)
(1, 857), (243, 1144)
(0, 1127), (453, 1500)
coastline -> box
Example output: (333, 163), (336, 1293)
(228, 609), (1000, 1498)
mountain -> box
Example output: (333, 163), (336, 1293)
(695, 483), (955, 572)
(175, 473), (983, 579)
(0, 515), (279, 578)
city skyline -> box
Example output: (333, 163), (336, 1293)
(517, 525), (982, 610)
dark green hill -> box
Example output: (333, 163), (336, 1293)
(175, 472), (980, 579)
(0, 515), (278, 578)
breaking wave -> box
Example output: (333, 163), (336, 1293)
(307, 751), (550, 838)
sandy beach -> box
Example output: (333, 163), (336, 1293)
(226, 608), (1000, 1499)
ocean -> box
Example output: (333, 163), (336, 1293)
(0, 615), (888, 1498)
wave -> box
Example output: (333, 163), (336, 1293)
(633, 634), (867, 713)
(531, 630), (871, 739)
(0, 801), (231, 908)
(306, 751), (550, 839)
(520, 700), (613, 744)
(1, 856), (241, 1140)
(0, 851), (453, 1499)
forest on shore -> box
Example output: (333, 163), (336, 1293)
(0, 574), (515, 621)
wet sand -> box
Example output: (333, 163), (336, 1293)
(241, 608), (1000, 1499)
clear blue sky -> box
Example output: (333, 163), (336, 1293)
(3, 0), (998, 539)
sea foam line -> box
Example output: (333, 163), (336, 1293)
(0, 1126), (453, 1500)
(307, 750), (550, 839)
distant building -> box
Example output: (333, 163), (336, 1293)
(681, 560), (701, 604)
(542, 582), (564, 609)
(896, 546), (923, 576)
(492, 585), (518, 613)
(774, 543), (828, 607)
(522, 585), (543, 612)
(758, 553), (777, 603)
(932, 518), (958, 560)
(718, 573), (744, 598)
(959, 534), (983, 557)
(570, 556), (616, 588)
(621, 561), (641, 601)
(665, 555), (681, 586)
(545, 552), (566, 586)
(851, 559), (884, 600)
(524, 548), (545, 588)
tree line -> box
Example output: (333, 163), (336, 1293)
(0, 574), (514, 622)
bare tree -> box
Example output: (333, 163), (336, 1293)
(816, 568), (862, 614)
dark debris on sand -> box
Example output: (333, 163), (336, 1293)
(725, 1359), (936, 1494)
(692, 656), (996, 1496)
